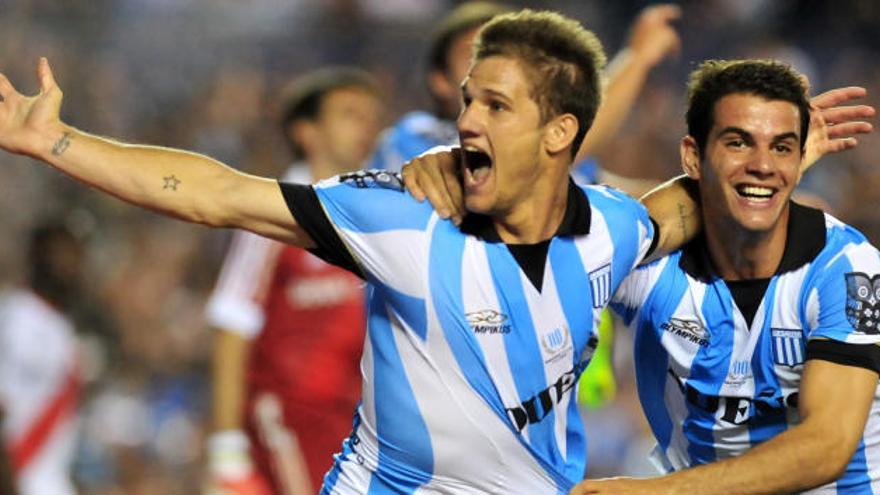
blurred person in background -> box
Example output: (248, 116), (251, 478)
(0, 220), (86, 495)
(204, 67), (383, 495)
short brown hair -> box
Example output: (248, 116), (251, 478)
(686, 59), (811, 156)
(473, 9), (607, 159)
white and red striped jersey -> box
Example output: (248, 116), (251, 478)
(0, 288), (79, 495)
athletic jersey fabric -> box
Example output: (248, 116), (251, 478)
(280, 171), (655, 494)
(0, 288), (79, 495)
(206, 165), (366, 489)
(367, 111), (459, 173)
(612, 203), (880, 493)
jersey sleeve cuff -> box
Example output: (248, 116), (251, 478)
(806, 339), (880, 375)
(278, 181), (364, 278)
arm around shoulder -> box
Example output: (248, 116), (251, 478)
(639, 175), (700, 262)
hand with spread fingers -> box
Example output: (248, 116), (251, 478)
(803, 86), (874, 171)
(0, 57), (65, 158)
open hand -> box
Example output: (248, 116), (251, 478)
(0, 57), (64, 158)
(803, 86), (874, 171)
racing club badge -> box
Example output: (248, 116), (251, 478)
(845, 272), (880, 335)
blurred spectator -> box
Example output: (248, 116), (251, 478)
(204, 68), (383, 494)
(0, 220), (86, 495)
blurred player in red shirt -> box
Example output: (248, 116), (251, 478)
(204, 68), (383, 495)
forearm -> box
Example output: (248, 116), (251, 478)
(33, 124), (252, 227)
(662, 423), (848, 494)
(578, 50), (654, 161)
(211, 329), (250, 432)
(640, 175), (700, 260)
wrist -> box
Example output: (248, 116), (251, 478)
(32, 122), (74, 162)
(607, 48), (653, 79)
(208, 429), (254, 479)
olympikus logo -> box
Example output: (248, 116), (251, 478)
(660, 317), (709, 347)
(465, 309), (512, 334)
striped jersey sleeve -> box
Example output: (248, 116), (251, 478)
(806, 216), (880, 344)
(204, 231), (282, 338)
(310, 170), (436, 295)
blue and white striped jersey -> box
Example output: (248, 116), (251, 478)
(280, 173), (654, 494)
(367, 112), (459, 173)
(612, 203), (880, 493)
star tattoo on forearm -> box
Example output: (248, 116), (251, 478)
(163, 175), (181, 191)
(51, 132), (72, 156)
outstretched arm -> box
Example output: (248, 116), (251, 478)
(0, 58), (312, 246)
(569, 359), (878, 495)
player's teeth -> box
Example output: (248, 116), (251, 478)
(740, 186), (772, 197)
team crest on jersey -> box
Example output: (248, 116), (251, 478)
(541, 326), (571, 363)
(845, 272), (880, 335)
(771, 328), (805, 367)
(338, 170), (404, 191)
(465, 309), (512, 335)
(589, 264), (611, 308)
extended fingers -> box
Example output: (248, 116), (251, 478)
(38, 57), (59, 95)
(0, 73), (17, 101)
(820, 105), (876, 126)
(826, 120), (873, 140)
(811, 86), (868, 109)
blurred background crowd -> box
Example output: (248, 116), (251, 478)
(0, 0), (877, 493)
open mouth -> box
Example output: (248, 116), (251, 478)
(735, 184), (775, 202)
(463, 146), (493, 184)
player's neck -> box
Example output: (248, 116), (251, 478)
(704, 212), (790, 281)
(493, 173), (569, 245)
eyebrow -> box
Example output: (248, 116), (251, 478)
(716, 126), (799, 143)
(460, 82), (513, 104)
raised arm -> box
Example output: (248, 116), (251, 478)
(0, 58), (312, 247)
(570, 359), (878, 495)
(576, 4), (681, 161)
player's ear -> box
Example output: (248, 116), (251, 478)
(544, 113), (578, 155)
(681, 136), (702, 180)
(291, 120), (317, 156)
(428, 69), (457, 107)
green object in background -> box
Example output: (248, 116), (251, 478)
(577, 308), (616, 409)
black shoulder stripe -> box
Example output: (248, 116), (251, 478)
(278, 181), (364, 279)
